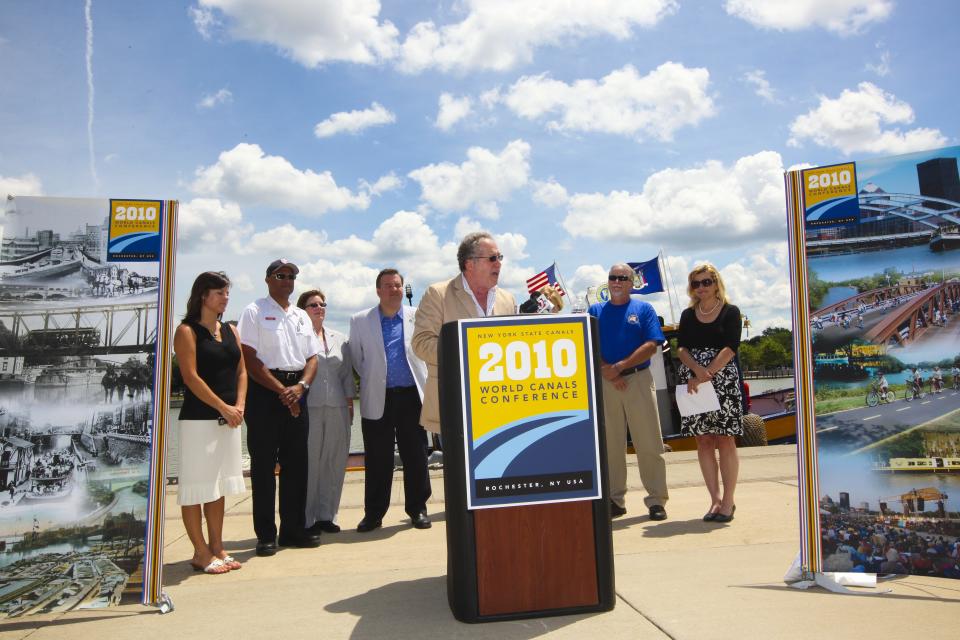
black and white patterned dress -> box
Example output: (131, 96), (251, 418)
(677, 304), (743, 437)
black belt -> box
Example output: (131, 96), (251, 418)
(619, 365), (646, 377)
(386, 385), (416, 394)
(270, 369), (303, 384)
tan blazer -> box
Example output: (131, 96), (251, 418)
(411, 275), (516, 432)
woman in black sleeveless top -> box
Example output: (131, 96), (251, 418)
(173, 271), (247, 574)
(676, 263), (743, 524)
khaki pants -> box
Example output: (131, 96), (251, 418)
(601, 367), (668, 509)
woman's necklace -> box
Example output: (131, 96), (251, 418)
(201, 320), (220, 340)
(697, 298), (721, 315)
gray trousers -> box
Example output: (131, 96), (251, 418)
(601, 367), (669, 509)
(305, 405), (351, 525)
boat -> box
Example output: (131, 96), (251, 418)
(873, 456), (960, 473)
(24, 449), (81, 502)
(656, 323), (796, 452)
(34, 357), (106, 386)
(929, 226), (960, 252)
(1, 246), (83, 281)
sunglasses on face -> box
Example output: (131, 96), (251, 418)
(306, 301), (326, 309)
(471, 254), (504, 263)
(608, 274), (631, 282)
(272, 273), (297, 281)
(690, 278), (714, 289)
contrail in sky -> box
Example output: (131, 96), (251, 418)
(85, 0), (99, 190)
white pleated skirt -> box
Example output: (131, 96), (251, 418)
(177, 418), (245, 506)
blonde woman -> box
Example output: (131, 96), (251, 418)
(675, 264), (742, 523)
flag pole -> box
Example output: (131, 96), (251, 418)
(660, 249), (677, 325)
(552, 261), (573, 314)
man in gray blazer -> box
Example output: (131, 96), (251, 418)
(349, 268), (431, 532)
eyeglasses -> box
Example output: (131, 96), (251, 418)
(306, 301), (326, 309)
(471, 254), (504, 263)
(272, 273), (297, 281)
(608, 274), (631, 282)
(690, 278), (714, 289)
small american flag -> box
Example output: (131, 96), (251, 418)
(526, 263), (565, 296)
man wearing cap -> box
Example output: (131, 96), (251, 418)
(589, 262), (668, 521)
(349, 268), (431, 532)
(238, 259), (321, 555)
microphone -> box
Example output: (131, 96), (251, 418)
(405, 283), (413, 306)
(519, 291), (542, 314)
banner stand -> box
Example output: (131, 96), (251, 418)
(783, 553), (890, 595)
(155, 592), (175, 614)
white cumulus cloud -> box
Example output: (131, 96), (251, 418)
(198, 88), (233, 109)
(314, 102), (396, 137)
(502, 62), (714, 141)
(531, 179), (569, 207)
(193, 0), (399, 66)
(177, 198), (249, 251)
(788, 82), (947, 155)
(725, 0), (892, 34)
(561, 151), (787, 246)
(742, 69), (778, 104)
(189, 5), (220, 39)
(398, 0), (677, 73)
(190, 143), (370, 214)
(434, 93), (473, 131)
(407, 139), (531, 217)
(0, 173), (43, 197)
(360, 172), (402, 196)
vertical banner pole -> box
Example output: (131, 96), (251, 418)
(783, 172), (821, 576)
(141, 200), (178, 606)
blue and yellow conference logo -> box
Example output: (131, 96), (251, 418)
(459, 315), (601, 509)
(108, 199), (163, 261)
(802, 162), (860, 229)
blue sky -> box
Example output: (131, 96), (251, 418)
(1, 0), (957, 332)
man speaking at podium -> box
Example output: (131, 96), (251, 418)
(413, 231), (517, 434)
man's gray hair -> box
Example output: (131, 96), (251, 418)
(609, 262), (633, 274)
(457, 231), (494, 272)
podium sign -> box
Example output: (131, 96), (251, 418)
(441, 314), (614, 622)
(458, 315), (602, 509)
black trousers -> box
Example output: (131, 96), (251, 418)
(360, 386), (432, 520)
(245, 376), (309, 542)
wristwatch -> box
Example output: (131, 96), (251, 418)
(298, 380), (310, 390)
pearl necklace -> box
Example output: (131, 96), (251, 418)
(697, 299), (721, 315)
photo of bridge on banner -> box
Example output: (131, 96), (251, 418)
(0, 301), (158, 357)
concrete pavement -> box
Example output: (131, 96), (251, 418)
(2, 445), (958, 639)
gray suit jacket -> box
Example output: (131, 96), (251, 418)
(348, 305), (427, 421)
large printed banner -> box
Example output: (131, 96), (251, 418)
(0, 196), (176, 616)
(458, 315), (602, 509)
(786, 146), (960, 581)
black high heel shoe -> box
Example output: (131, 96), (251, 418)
(703, 506), (720, 522)
(713, 505), (736, 523)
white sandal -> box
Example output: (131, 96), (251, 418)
(191, 558), (228, 574)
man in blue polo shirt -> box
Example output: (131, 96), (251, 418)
(349, 268), (431, 532)
(589, 262), (669, 521)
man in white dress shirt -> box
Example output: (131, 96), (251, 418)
(238, 259), (321, 556)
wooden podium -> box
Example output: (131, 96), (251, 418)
(439, 316), (615, 623)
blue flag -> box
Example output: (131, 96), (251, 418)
(627, 258), (664, 294)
